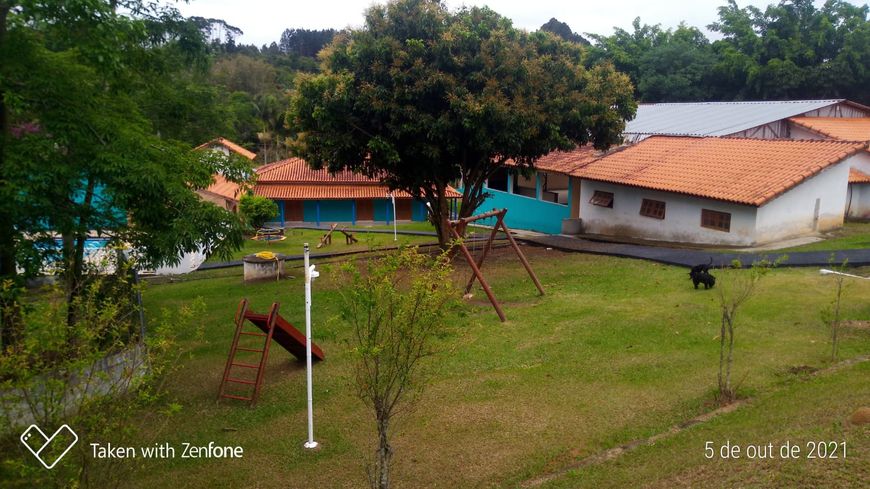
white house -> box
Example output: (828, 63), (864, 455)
(574, 136), (869, 246)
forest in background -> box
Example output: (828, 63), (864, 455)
(191, 0), (869, 161)
(52, 0), (864, 162)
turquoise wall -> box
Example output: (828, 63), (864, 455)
(478, 189), (570, 234)
(373, 198), (393, 223)
(460, 173), (573, 234)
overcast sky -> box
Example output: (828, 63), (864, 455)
(174, 0), (847, 47)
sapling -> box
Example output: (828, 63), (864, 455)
(339, 247), (454, 489)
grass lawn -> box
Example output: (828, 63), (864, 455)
(119, 247), (869, 488)
(779, 222), (870, 253)
(207, 224), (439, 262)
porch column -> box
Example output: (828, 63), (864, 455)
(535, 173), (543, 200)
(507, 172), (514, 194)
(278, 201), (286, 227)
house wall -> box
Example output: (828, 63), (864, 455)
(755, 162), (850, 242)
(845, 152), (870, 219)
(788, 124), (826, 140)
(802, 103), (870, 118)
(847, 184), (870, 219)
(475, 172), (573, 234)
(579, 180), (758, 245)
(267, 198), (427, 227)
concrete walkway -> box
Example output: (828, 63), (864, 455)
(520, 234), (870, 268)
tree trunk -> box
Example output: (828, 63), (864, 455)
(724, 313), (735, 401)
(375, 415), (392, 489)
(717, 311), (727, 399)
(65, 178), (96, 332)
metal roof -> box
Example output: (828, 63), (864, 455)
(624, 100), (849, 138)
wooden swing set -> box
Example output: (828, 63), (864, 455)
(447, 208), (544, 322)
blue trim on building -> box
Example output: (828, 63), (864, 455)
(461, 173), (574, 234)
(278, 201), (285, 227)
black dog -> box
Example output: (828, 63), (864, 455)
(691, 270), (716, 289)
(689, 257), (713, 277)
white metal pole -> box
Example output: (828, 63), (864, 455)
(391, 193), (397, 241)
(303, 243), (319, 449)
(820, 269), (870, 279)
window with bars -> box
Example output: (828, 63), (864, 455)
(639, 199), (666, 219)
(701, 209), (731, 232)
(589, 191), (614, 208)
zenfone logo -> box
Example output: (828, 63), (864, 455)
(20, 424), (79, 469)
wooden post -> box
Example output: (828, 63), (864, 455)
(448, 221), (506, 322)
(463, 210), (505, 295)
(499, 219), (545, 295)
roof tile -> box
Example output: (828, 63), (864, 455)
(574, 136), (867, 206)
(789, 117), (870, 142)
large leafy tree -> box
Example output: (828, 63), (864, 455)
(289, 0), (635, 245)
(0, 0), (251, 341)
(588, 19), (717, 102)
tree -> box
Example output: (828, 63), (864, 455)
(339, 247), (454, 489)
(239, 194), (278, 230)
(289, 0), (635, 246)
(714, 258), (780, 403)
(821, 256), (849, 362)
(0, 0), (252, 339)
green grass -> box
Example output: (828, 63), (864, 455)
(208, 225), (438, 262)
(117, 249), (869, 488)
(779, 222), (870, 253)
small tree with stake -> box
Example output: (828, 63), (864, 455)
(820, 255), (849, 362)
(339, 247), (454, 489)
(715, 257), (781, 403)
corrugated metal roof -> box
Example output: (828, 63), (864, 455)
(625, 100), (847, 138)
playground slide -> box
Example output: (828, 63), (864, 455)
(246, 313), (325, 362)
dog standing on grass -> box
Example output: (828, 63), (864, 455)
(689, 257), (716, 289)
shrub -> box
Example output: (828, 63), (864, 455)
(239, 194), (278, 230)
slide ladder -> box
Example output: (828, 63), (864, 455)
(218, 299), (325, 405)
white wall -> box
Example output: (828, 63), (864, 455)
(845, 152), (870, 219)
(788, 124), (826, 140)
(755, 161), (850, 242)
(579, 180), (758, 246)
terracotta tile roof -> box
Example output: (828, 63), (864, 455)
(256, 158), (378, 183)
(849, 168), (870, 184)
(253, 157), (461, 200)
(507, 146), (605, 175)
(194, 137), (257, 160)
(574, 136), (867, 206)
(202, 173), (242, 201)
(789, 117), (870, 142)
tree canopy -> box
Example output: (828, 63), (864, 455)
(289, 0), (636, 244)
(0, 0), (253, 340)
(585, 0), (870, 103)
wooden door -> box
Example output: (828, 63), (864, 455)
(396, 199), (412, 220)
(356, 199), (374, 221)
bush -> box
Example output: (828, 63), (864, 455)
(0, 264), (206, 488)
(239, 194), (278, 230)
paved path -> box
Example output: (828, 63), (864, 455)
(520, 234), (870, 268)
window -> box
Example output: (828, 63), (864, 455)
(512, 172), (537, 197)
(589, 191), (614, 208)
(487, 168), (509, 192)
(639, 199), (666, 219)
(542, 172), (569, 205)
(701, 209), (731, 232)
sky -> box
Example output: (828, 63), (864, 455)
(174, 0), (842, 47)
